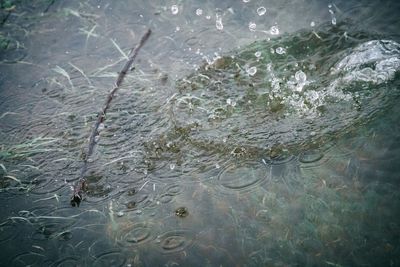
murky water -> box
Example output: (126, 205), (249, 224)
(1, 0), (400, 266)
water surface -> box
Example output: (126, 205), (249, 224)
(1, 0), (400, 266)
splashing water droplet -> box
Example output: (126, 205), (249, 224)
(171, 5), (179, 15)
(329, 9), (336, 25)
(196, 8), (203, 16)
(275, 47), (286, 54)
(270, 25), (280, 35)
(247, 66), (257, 76)
(216, 16), (223, 30)
(294, 70), (307, 92)
(295, 70), (307, 83)
(249, 22), (257, 32)
(257, 7), (266, 16)
(226, 98), (237, 107)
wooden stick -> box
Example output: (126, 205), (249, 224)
(71, 29), (151, 207)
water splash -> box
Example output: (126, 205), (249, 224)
(171, 5), (179, 15)
(167, 23), (400, 156)
(195, 8), (203, 16)
(270, 25), (280, 35)
(249, 22), (257, 32)
(216, 15), (223, 31)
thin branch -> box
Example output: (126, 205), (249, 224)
(70, 29), (151, 207)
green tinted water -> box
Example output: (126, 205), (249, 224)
(1, 1), (400, 266)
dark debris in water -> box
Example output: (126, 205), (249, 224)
(175, 207), (189, 218)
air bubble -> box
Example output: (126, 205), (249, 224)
(171, 5), (179, 15)
(249, 22), (257, 32)
(170, 164), (176, 170)
(255, 51), (261, 58)
(310, 21), (315, 27)
(196, 8), (203, 16)
(257, 7), (266, 16)
(243, 0), (250, 2)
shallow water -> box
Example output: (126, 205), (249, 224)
(1, 0), (400, 266)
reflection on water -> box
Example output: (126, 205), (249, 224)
(1, 0), (400, 266)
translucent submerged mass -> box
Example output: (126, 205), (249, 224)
(161, 23), (400, 156)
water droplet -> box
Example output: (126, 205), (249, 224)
(257, 7), (266, 16)
(226, 98), (232, 105)
(216, 16), (223, 30)
(328, 9), (336, 25)
(243, 0), (250, 2)
(270, 25), (280, 35)
(196, 8), (203, 16)
(215, 163), (221, 169)
(294, 70), (307, 92)
(310, 21), (315, 27)
(171, 5), (179, 15)
(170, 164), (176, 170)
(248, 22), (257, 32)
(206, 15), (211, 20)
(255, 51), (261, 58)
(247, 66), (257, 76)
(295, 70), (307, 83)
(275, 47), (286, 54)
(117, 211), (124, 217)
(175, 26), (180, 32)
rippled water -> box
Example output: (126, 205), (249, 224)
(1, 0), (400, 266)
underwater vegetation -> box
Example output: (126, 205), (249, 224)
(144, 21), (400, 163)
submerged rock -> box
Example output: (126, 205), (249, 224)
(147, 22), (400, 160)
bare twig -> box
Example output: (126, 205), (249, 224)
(70, 29), (151, 207)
